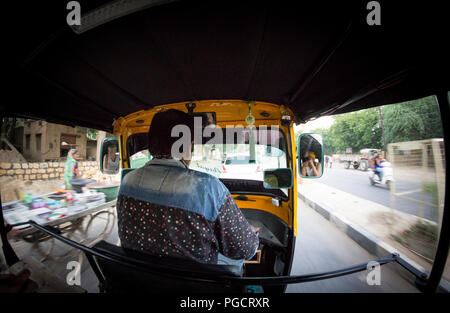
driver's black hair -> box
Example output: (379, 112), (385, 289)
(148, 109), (194, 159)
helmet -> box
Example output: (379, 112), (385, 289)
(305, 151), (316, 159)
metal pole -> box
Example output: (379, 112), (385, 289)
(377, 107), (387, 156)
(388, 143), (396, 211)
(424, 92), (450, 293)
(0, 193), (20, 266)
(431, 139), (445, 232)
(3, 219), (407, 286)
(0, 115), (20, 266)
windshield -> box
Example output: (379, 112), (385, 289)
(130, 150), (151, 168)
(190, 127), (288, 182)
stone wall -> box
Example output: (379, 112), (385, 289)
(0, 161), (98, 181)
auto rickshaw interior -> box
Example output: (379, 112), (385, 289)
(102, 100), (299, 292)
(2, 0), (449, 293)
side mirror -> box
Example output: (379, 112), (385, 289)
(298, 133), (324, 178)
(263, 168), (293, 189)
(100, 138), (120, 175)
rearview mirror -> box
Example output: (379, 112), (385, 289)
(298, 133), (323, 178)
(263, 168), (293, 189)
(100, 138), (120, 175)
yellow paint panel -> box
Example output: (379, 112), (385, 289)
(113, 99), (296, 134)
(233, 195), (290, 225)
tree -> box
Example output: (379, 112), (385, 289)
(382, 95), (442, 144)
(295, 95), (443, 156)
(76, 127), (98, 140)
(305, 127), (336, 155)
(86, 128), (98, 140)
(327, 108), (382, 153)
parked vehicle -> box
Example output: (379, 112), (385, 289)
(221, 155), (262, 180)
(340, 149), (380, 171)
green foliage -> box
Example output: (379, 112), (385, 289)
(76, 127), (98, 140)
(307, 127), (336, 155)
(327, 108), (382, 153)
(422, 181), (439, 205)
(382, 96), (442, 144)
(408, 220), (438, 243)
(295, 128), (336, 155)
(295, 108), (383, 155)
(393, 219), (438, 260)
(296, 95), (444, 156)
(86, 128), (98, 140)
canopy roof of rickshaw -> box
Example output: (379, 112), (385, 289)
(3, 0), (449, 132)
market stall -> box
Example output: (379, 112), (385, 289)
(2, 182), (119, 263)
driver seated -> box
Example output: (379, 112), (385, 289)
(116, 109), (259, 269)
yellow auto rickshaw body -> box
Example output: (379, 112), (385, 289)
(112, 100), (298, 237)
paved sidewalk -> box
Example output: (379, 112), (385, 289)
(298, 178), (450, 289)
(287, 200), (418, 292)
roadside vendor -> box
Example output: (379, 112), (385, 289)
(64, 148), (80, 189)
(117, 109), (259, 268)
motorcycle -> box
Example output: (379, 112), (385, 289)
(369, 161), (394, 189)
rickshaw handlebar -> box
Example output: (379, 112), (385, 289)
(7, 220), (423, 287)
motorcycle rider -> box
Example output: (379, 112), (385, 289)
(373, 154), (383, 181)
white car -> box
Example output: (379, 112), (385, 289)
(220, 155), (263, 180)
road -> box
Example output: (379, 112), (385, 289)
(318, 164), (438, 222)
(286, 200), (418, 292)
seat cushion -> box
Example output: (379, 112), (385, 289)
(90, 240), (245, 293)
(93, 240), (243, 277)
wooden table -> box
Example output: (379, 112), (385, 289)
(6, 200), (117, 264)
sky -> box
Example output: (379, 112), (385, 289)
(294, 115), (335, 133)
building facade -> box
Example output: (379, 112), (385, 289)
(22, 120), (88, 162)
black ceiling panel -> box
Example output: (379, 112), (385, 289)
(4, 0), (449, 131)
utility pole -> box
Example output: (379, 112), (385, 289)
(96, 131), (106, 168)
(377, 107), (387, 159)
